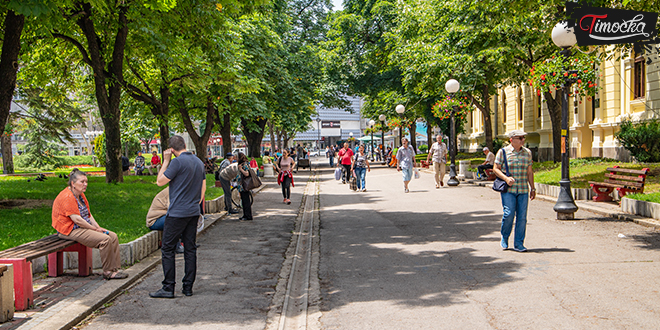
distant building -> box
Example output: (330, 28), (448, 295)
(292, 96), (364, 149)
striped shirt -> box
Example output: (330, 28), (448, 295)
(494, 145), (533, 194)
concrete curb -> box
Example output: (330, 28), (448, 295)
(464, 179), (660, 230)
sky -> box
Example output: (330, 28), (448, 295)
(332, 0), (343, 11)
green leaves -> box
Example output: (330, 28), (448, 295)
(528, 50), (600, 99)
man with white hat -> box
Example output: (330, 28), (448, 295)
(477, 146), (495, 180)
(492, 129), (536, 252)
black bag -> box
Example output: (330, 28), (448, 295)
(241, 166), (262, 191)
(492, 149), (510, 193)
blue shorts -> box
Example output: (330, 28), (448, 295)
(402, 167), (413, 181)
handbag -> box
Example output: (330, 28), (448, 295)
(334, 167), (342, 180)
(241, 166), (262, 191)
(349, 176), (358, 191)
(492, 149), (510, 193)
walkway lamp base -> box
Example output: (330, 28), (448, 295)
(447, 163), (459, 186)
(554, 179), (578, 220)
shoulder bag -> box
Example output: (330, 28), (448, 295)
(242, 166), (262, 191)
(492, 149), (510, 193)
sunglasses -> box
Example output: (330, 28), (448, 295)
(513, 136), (526, 140)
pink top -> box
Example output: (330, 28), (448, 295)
(279, 157), (294, 171)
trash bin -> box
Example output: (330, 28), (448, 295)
(263, 163), (275, 178)
(458, 160), (470, 180)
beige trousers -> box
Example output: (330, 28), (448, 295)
(59, 228), (121, 273)
(433, 162), (446, 185)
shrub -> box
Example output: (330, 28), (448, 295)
(93, 133), (106, 167)
(419, 144), (429, 153)
(616, 119), (660, 163)
(479, 139), (507, 154)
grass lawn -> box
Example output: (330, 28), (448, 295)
(0, 172), (223, 251)
(534, 159), (660, 193)
(625, 192), (660, 203)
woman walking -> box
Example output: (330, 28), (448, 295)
(235, 153), (253, 220)
(396, 138), (416, 193)
(52, 169), (127, 279)
(492, 130), (535, 252)
(351, 145), (371, 192)
(274, 149), (296, 205)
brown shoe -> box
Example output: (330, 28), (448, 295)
(104, 271), (128, 280)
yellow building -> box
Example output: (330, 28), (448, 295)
(459, 49), (660, 162)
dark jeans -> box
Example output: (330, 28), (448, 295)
(240, 190), (252, 219)
(281, 175), (291, 199)
(478, 164), (493, 177)
(342, 164), (351, 182)
(161, 215), (198, 292)
(219, 177), (232, 211)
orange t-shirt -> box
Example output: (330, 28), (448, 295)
(52, 188), (90, 235)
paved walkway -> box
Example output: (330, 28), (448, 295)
(78, 177), (308, 330)
(317, 164), (660, 329)
(6, 160), (660, 329)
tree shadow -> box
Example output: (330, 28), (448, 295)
(630, 232), (660, 250)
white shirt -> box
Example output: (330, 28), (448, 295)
(485, 151), (495, 165)
(429, 142), (448, 163)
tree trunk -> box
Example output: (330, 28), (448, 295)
(213, 104), (232, 157)
(241, 118), (267, 158)
(467, 88), (494, 151)
(178, 97), (215, 162)
(268, 121), (275, 154)
(276, 130), (282, 152)
(0, 11), (24, 175)
(74, 3), (128, 183)
(1, 133), (14, 174)
(544, 90), (563, 162)
(427, 124), (433, 148)
(409, 122), (417, 152)
(157, 86), (170, 152)
(283, 131), (290, 150)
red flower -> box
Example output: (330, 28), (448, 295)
(564, 72), (569, 77)
(577, 79), (582, 84)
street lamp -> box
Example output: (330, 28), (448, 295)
(445, 79), (460, 186)
(316, 116), (321, 152)
(379, 114), (387, 164)
(395, 104), (405, 147)
(368, 119), (376, 160)
(551, 21), (579, 220)
(349, 131), (354, 149)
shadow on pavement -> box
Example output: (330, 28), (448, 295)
(318, 207), (537, 310)
(630, 232), (660, 250)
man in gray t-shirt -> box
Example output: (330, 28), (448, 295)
(150, 135), (205, 299)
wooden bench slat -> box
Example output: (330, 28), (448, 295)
(604, 173), (646, 182)
(0, 235), (76, 261)
(588, 181), (642, 190)
(607, 167), (649, 175)
(604, 179), (644, 188)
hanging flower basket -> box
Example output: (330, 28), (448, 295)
(528, 50), (600, 100)
(432, 95), (471, 120)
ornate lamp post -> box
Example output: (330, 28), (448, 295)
(368, 119), (375, 160)
(379, 114), (387, 164)
(395, 104), (405, 147)
(551, 21), (579, 220)
(445, 79), (461, 186)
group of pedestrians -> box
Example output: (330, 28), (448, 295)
(326, 129), (535, 253)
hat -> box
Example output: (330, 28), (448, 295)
(482, 147), (489, 151)
(508, 130), (528, 138)
(225, 153), (234, 158)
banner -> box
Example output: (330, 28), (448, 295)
(568, 3), (658, 46)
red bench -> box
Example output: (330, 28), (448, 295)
(0, 235), (92, 311)
(484, 168), (497, 181)
(588, 166), (649, 202)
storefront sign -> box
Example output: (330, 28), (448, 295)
(568, 4), (658, 46)
(321, 121), (341, 128)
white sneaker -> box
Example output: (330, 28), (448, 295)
(405, 188), (409, 193)
(362, 188), (367, 192)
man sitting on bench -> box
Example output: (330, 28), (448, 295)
(477, 147), (495, 180)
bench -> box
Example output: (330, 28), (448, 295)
(0, 235), (92, 311)
(588, 166), (650, 202)
(484, 168), (497, 181)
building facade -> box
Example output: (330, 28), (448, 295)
(293, 96), (364, 149)
(459, 49), (660, 162)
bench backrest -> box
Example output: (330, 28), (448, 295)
(0, 235), (76, 262)
(604, 166), (649, 190)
